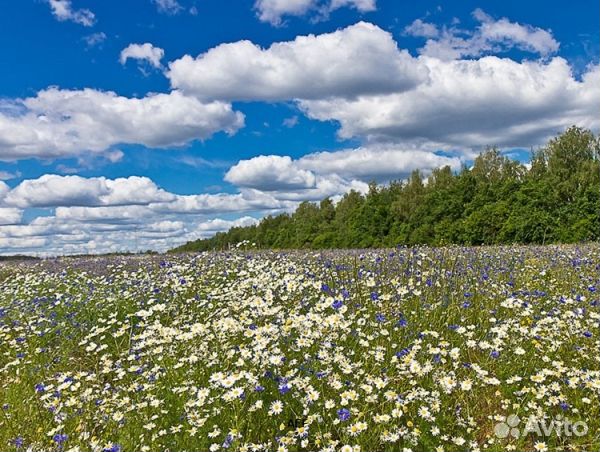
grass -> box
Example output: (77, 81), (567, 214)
(0, 245), (598, 451)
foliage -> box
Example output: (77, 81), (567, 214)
(172, 127), (599, 252)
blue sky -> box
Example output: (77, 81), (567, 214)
(0, 0), (598, 255)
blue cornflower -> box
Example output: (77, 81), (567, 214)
(397, 317), (408, 327)
(490, 350), (500, 359)
(583, 330), (592, 338)
(337, 408), (350, 421)
(254, 385), (264, 392)
(35, 383), (45, 393)
(222, 434), (234, 449)
(321, 283), (330, 293)
(332, 300), (343, 310)
(279, 383), (291, 394)
(370, 292), (379, 301)
(560, 402), (569, 411)
(103, 445), (122, 452)
(53, 434), (68, 444)
(13, 437), (24, 448)
(396, 348), (410, 358)
(375, 313), (386, 323)
(341, 289), (350, 299)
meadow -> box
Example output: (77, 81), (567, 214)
(0, 245), (598, 452)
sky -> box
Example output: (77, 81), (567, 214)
(0, 0), (598, 256)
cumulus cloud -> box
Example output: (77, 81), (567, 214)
(254, 0), (375, 25)
(0, 214), (259, 256)
(297, 146), (461, 180)
(0, 171), (297, 255)
(46, 0), (95, 26)
(196, 216), (259, 235)
(300, 57), (600, 149)
(0, 181), (8, 198)
(3, 175), (175, 208)
(225, 155), (317, 190)
(0, 208), (22, 225)
(120, 43), (165, 68)
(224, 146), (459, 195)
(165, 21), (597, 152)
(404, 19), (439, 38)
(0, 88), (244, 160)
(155, 190), (296, 215)
(412, 9), (559, 60)
(0, 163), (372, 254)
(167, 22), (425, 101)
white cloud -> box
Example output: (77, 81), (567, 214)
(0, 208), (22, 225)
(167, 22), (425, 101)
(0, 170), (20, 181)
(404, 19), (439, 38)
(0, 88), (244, 160)
(83, 32), (107, 47)
(165, 20), (597, 152)
(300, 57), (600, 149)
(153, 0), (183, 15)
(47, 0), (95, 26)
(0, 213), (260, 256)
(225, 155), (317, 190)
(155, 190), (296, 215)
(195, 216), (259, 235)
(297, 146), (461, 180)
(282, 115), (299, 128)
(254, 0), (375, 25)
(224, 146), (459, 195)
(416, 9), (559, 60)
(0, 181), (8, 198)
(0, 170), (303, 255)
(120, 43), (165, 68)
(3, 175), (175, 208)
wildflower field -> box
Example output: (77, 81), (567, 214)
(0, 245), (598, 452)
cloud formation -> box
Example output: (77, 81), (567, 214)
(0, 88), (244, 160)
(120, 43), (165, 68)
(225, 155), (317, 190)
(254, 0), (375, 25)
(3, 175), (175, 208)
(299, 56), (600, 149)
(225, 146), (460, 193)
(407, 9), (559, 60)
(167, 22), (425, 101)
(152, 0), (183, 15)
(46, 0), (95, 26)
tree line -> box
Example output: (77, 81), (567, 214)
(171, 126), (599, 252)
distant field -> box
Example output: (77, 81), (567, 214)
(0, 245), (598, 452)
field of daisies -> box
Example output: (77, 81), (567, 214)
(0, 245), (598, 452)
